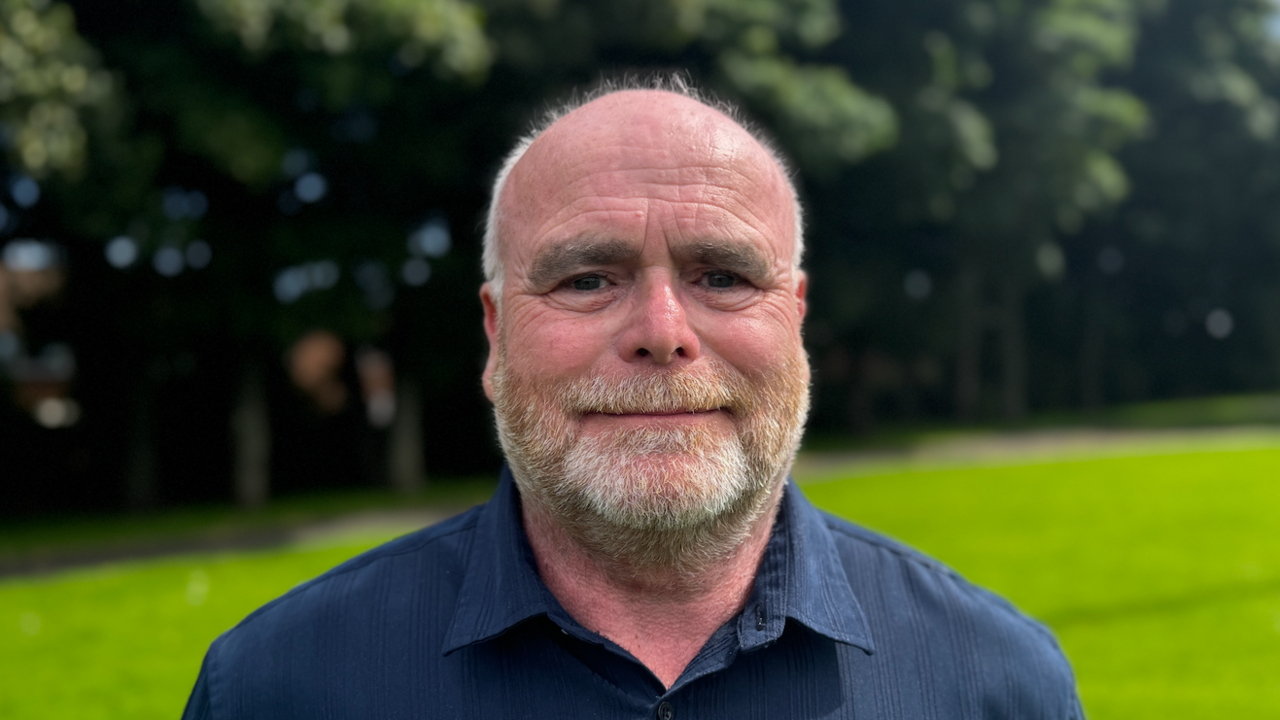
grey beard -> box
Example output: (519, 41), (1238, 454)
(491, 355), (809, 579)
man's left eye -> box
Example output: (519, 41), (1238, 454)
(705, 272), (738, 289)
(571, 276), (607, 291)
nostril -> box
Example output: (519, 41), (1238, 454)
(675, 347), (685, 356)
(637, 348), (650, 357)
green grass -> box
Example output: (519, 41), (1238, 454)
(0, 531), (406, 720)
(3, 443), (1279, 718)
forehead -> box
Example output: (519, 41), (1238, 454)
(497, 91), (796, 269)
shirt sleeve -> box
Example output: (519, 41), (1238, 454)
(180, 653), (214, 720)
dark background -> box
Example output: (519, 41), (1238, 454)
(4, 0), (1279, 515)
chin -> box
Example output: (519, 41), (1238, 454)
(559, 427), (759, 530)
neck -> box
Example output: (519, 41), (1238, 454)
(521, 481), (784, 688)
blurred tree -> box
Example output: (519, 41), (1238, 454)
(0, 0), (116, 178)
(4, 0), (898, 512)
(8, 0), (1280, 516)
(800, 0), (1150, 426)
(1072, 0), (1280, 406)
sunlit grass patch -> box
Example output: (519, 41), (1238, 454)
(0, 531), (407, 720)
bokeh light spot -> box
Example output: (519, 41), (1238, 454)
(186, 240), (212, 269)
(34, 397), (81, 429)
(105, 236), (139, 268)
(10, 175), (40, 208)
(274, 260), (340, 303)
(401, 258), (431, 286)
(903, 269), (932, 301)
(308, 260), (339, 289)
(1206, 308), (1234, 340)
(162, 187), (190, 220)
(409, 218), (451, 258)
(1036, 242), (1065, 279)
(0, 331), (20, 360)
(153, 246), (184, 277)
(274, 267), (308, 304)
(2, 239), (57, 271)
(295, 173), (328, 203)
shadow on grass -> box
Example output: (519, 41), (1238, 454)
(0, 476), (498, 578)
(1042, 575), (1280, 629)
(802, 392), (1280, 456)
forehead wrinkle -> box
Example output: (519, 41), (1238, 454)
(501, 101), (798, 281)
(531, 196), (791, 277)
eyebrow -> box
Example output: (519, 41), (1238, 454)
(528, 239), (639, 288)
(673, 240), (771, 280)
(525, 237), (774, 288)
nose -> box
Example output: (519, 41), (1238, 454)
(618, 272), (701, 365)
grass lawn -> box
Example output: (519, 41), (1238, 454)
(0, 531), (403, 720)
(3, 441), (1279, 718)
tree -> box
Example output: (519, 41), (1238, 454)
(1072, 0), (1280, 406)
(798, 0), (1148, 427)
(3, 0), (901, 513)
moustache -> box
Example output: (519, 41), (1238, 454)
(557, 365), (755, 418)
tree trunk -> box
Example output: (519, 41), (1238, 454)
(955, 266), (984, 421)
(232, 366), (270, 509)
(999, 279), (1027, 421)
(389, 378), (426, 494)
(125, 387), (156, 509)
(1080, 287), (1106, 411)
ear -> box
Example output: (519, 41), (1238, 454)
(480, 282), (500, 402)
(794, 270), (808, 321)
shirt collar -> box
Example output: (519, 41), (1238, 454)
(441, 466), (552, 655)
(740, 481), (875, 654)
(442, 466), (874, 656)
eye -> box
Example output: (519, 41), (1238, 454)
(704, 272), (739, 289)
(570, 275), (608, 291)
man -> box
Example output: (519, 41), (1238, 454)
(182, 80), (1083, 719)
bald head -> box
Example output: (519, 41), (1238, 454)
(483, 84), (804, 294)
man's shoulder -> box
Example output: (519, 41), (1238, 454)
(814, 508), (1072, 677)
(214, 505), (484, 652)
(186, 505), (499, 718)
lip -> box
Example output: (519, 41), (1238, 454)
(582, 408), (727, 425)
(591, 407), (727, 417)
(600, 409), (721, 417)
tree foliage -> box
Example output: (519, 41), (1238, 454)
(4, 0), (1280, 513)
(0, 0), (115, 177)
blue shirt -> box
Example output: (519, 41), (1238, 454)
(182, 467), (1082, 719)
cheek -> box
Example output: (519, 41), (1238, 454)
(694, 302), (805, 373)
(503, 310), (611, 378)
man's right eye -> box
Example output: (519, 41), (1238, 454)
(570, 276), (606, 291)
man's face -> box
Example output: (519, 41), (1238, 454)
(481, 91), (809, 555)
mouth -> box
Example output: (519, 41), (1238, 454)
(580, 407), (730, 427)
(596, 407), (726, 417)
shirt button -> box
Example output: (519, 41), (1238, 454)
(656, 701), (674, 720)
